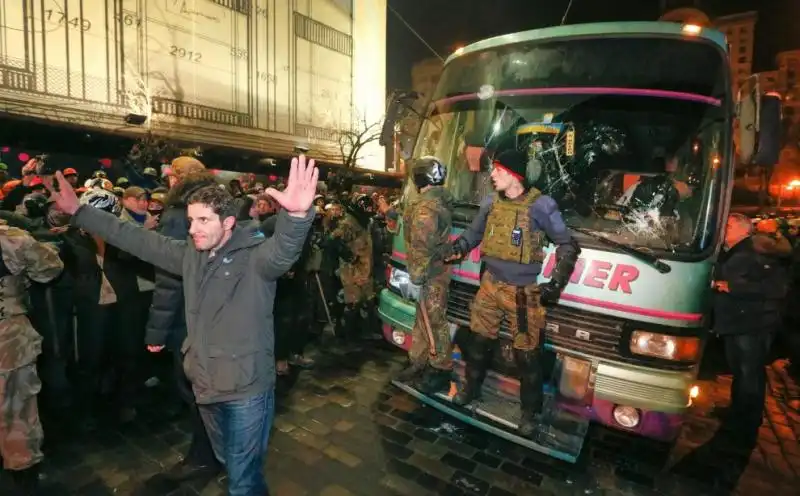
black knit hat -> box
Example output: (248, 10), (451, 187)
(492, 149), (529, 183)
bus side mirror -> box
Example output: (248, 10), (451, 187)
(379, 90), (419, 147)
(738, 89), (782, 167)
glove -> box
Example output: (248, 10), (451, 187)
(440, 237), (469, 263)
(539, 280), (563, 306)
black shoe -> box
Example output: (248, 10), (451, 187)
(166, 459), (221, 481)
(518, 411), (540, 438)
(9, 465), (40, 495)
(514, 348), (544, 438)
(395, 362), (426, 382)
(142, 460), (220, 492)
(453, 335), (493, 406)
(415, 368), (452, 395)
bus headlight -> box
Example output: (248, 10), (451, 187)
(388, 267), (419, 300)
(612, 405), (641, 428)
(629, 331), (700, 361)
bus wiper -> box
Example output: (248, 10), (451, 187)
(570, 226), (672, 274)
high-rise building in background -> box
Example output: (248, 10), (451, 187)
(658, 8), (757, 97)
(776, 49), (800, 120)
(714, 11), (758, 97)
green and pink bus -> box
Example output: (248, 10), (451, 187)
(378, 21), (781, 462)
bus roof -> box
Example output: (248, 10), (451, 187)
(445, 22), (727, 65)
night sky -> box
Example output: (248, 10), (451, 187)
(386, 0), (800, 90)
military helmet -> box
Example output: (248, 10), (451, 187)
(93, 170), (108, 179)
(143, 167), (158, 177)
(149, 191), (167, 204)
(80, 187), (122, 216)
(412, 156), (447, 189)
(349, 193), (374, 216)
(22, 192), (50, 218)
(84, 177), (113, 191)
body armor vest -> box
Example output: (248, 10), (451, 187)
(481, 189), (546, 264)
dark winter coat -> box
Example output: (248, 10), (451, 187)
(72, 204), (314, 404)
(714, 233), (792, 335)
(145, 173), (217, 347)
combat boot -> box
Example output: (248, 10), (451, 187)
(414, 366), (452, 395)
(9, 465), (41, 495)
(395, 361), (426, 382)
(336, 306), (358, 340)
(453, 334), (493, 406)
(514, 348), (544, 438)
(358, 302), (384, 341)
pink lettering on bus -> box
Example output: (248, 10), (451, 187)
(542, 254), (640, 294)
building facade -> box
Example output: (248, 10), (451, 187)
(714, 11), (758, 97)
(0, 0), (387, 170)
(776, 49), (800, 119)
(411, 57), (443, 104)
(658, 7), (757, 97)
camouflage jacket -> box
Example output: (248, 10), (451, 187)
(0, 222), (64, 371)
(403, 187), (454, 285)
(331, 213), (372, 278)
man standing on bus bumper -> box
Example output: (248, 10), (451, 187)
(444, 150), (578, 437)
(46, 157), (318, 496)
(395, 157), (455, 394)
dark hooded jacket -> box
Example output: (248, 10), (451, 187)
(145, 172), (217, 347)
(714, 233), (793, 335)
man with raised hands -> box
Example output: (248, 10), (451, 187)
(47, 155), (318, 496)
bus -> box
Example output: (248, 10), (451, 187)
(377, 21), (781, 462)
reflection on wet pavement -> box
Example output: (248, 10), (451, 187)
(3, 339), (798, 495)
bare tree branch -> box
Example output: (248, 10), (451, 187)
(328, 110), (384, 170)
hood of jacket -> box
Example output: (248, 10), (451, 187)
(752, 232), (793, 259)
(165, 171), (218, 208)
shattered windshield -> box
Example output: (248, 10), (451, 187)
(409, 36), (728, 255)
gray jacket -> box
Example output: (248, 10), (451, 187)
(72, 205), (314, 404)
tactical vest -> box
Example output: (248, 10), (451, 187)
(481, 189), (546, 264)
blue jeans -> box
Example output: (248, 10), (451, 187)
(199, 390), (274, 495)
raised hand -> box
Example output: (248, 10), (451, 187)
(263, 155), (319, 217)
(43, 171), (80, 216)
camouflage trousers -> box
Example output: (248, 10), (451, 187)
(470, 271), (545, 351)
(0, 363), (44, 470)
(409, 271), (453, 370)
(340, 267), (374, 305)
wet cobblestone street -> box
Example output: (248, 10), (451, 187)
(3, 340), (800, 495)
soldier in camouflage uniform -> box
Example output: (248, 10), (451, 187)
(0, 220), (64, 494)
(444, 149), (579, 437)
(327, 194), (375, 337)
(395, 158), (455, 395)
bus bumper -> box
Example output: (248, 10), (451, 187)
(377, 289), (688, 442)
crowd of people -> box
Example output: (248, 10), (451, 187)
(0, 154), (397, 495)
(3, 149), (799, 495)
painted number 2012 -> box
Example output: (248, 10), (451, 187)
(169, 46), (202, 62)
